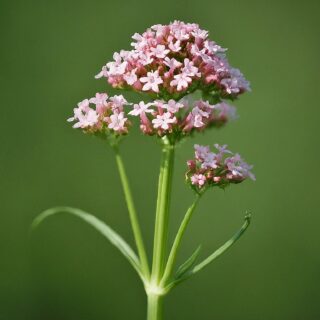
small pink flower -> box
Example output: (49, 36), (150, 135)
(221, 68), (251, 95)
(140, 70), (163, 92)
(168, 40), (181, 52)
(109, 95), (129, 110)
(182, 58), (200, 77)
(200, 150), (218, 169)
(89, 93), (108, 106)
(129, 101), (153, 116)
(151, 24), (168, 38)
(173, 28), (189, 41)
(73, 109), (99, 129)
(190, 44), (206, 57)
(190, 106), (210, 128)
(191, 28), (208, 40)
(164, 100), (184, 113)
(77, 99), (90, 112)
(153, 100), (166, 110)
(170, 72), (192, 91)
(225, 154), (256, 181)
(192, 114), (205, 128)
(108, 112), (128, 132)
(152, 112), (177, 130)
(124, 69), (138, 85)
(138, 52), (154, 66)
(107, 60), (127, 76)
(214, 144), (231, 155)
(150, 45), (170, 59)
(131, 33), (148, 49)
(163, 57), (182, 70)
(89, 93), (108, 114)
(214, 102), (237, 121)
(204, 40), (226, 54)
(194, 144), (211, 161)
(95, 65), (108, 79)
(67, 99), (91, 122)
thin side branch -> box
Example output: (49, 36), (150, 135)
(113, 146), (150, 279)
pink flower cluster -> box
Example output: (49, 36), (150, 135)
(95, 21), (250, 100)
(67, 93), (131, 135)
(129, 99), (237, 137)
(186, 144), (255, 190)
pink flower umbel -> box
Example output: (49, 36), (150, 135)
(186, 144), (255, 191)
(126, 98), (237, 139)
(95, 21), (250, 100)
(68, 93), (131, 136)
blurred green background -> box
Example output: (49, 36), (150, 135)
(1, 0), (319, 319)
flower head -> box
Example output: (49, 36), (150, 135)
(127, 98), (237, 139)
(96, 21), (250, 100)
(186, 144), (255, 191)
(68, 93), (131, 136)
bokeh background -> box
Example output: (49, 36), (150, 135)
(1, 0), (319, 319)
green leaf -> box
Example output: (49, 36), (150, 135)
(31, 206), (144, 281)
(165, 213), (252, 291)
(190, 213), (252, 275)
(175, 245), (202, 279)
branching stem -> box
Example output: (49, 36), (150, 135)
(160, 192), (203, 287)
(113, 145), (150, 279)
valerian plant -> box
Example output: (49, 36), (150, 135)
(32, 21), (255, 320)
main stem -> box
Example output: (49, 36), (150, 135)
(147, 294), (163, 320)
(148, 136), (175, 320)
(113, 146), (150, 279)
(151, 137), (175, 282)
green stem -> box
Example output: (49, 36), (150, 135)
(147, 294), (163, 320)
(151, 136), (175, 284)
(113, 146), (150, 279)
(160, 193), (202, 287)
